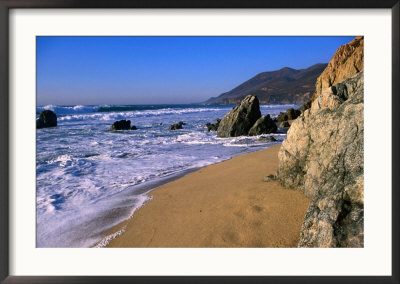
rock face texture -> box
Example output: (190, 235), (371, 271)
(278, 71), (364, 247)
(313, 36), (364, 101)
(110, 120), (136, 130)
(248, 114), (277, 136)
(217, 95), (261, 137)
(297, 37), (364, 114)
(37, 110), (57, 129)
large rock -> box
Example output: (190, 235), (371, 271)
(278, 72), (364, 247)
(300, 36), (364, 113)
(110, 120), (136, 131)
(217, 95), (261, 137)
(248, 114), (277, 136)
(37, 110), (57, 129)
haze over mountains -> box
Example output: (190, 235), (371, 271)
(204, 63), (327, 105)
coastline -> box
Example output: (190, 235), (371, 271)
(104, 145), (310, 248)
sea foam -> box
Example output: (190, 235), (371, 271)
(36, 103), (295, 247)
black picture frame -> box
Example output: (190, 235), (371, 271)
(0, 1), (399, 283)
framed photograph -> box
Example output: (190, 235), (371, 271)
(1, 0), (399, 283)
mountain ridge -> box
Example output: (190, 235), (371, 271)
(204, 63), (327, 105)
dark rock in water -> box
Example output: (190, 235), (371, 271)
(217, 95), (261, 137)
(169, 121), (185, 130)
(205, 119), (221, 132)
(276, 108), (301, 122)
(248, 114), (277, 136)
(110, 120), (135, 131)
(278, 72), (364, 247)
(258, 136), (277, 142)
(131, 125), (137, 130)
(37, 110), (57, 129)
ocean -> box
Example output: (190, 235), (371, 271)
(36, 104), (297, 247)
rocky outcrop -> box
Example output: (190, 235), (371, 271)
(277, 72), (364, 247)
(37, 110), (57, 129)
(299, 36), (364, 114)
(217, 95), (261, 137)
(248, 114), (277, 136)
(205, 119), (221, 132)
(110, 120), (136, 131)
(276, 108), (301, 122)
(313, 37), (363, 100)
(169, 121), (185, 130)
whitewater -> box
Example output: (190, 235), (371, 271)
(36, 104), (297, 247)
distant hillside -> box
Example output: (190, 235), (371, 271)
(204, 63), (327, 105)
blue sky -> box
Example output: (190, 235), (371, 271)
(37, 36), (354, 106)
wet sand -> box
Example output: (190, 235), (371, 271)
(106, 145), (309, 247)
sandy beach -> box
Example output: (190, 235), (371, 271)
(104, 145), (309, 248)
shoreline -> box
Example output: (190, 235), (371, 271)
(90, 166), (206, 248)
(104, 145), (310, 248)
(92, 146), (275, 248)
